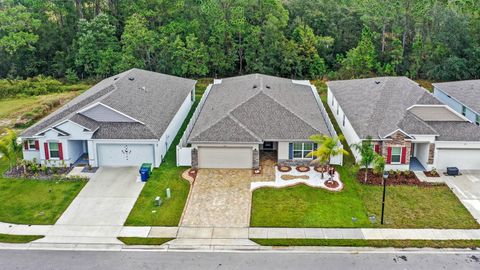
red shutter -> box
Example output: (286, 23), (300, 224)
(58, 143), (64, 160)
(44, 143), (49, 160)
(35, 140), (39, 150)
(24, 141), (28, 150)
(386, 147), (392, 164)
(401, 146), (407, 164)
(374, 144), (380, 154)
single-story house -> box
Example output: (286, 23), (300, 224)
(327, 77), (480, 171)
(184, 74), (339, 169)
(433, 80), (480, 126)
(20, 68), (196, 168)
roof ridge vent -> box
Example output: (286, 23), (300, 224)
(140, 86), (146, 92)
(266, 85), (271, 89)
(128, 77), (134, 81)
(253, 85), (257, 89)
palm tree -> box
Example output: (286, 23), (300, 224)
(307, 134), (349, 178)
(351, 136), (375, 183)
(0, 129), (22, 170)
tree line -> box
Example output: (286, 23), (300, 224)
(0, 0), (478, 81)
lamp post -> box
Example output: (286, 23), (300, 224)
(381, 171), (388, 225)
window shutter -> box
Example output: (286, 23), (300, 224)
(288, 143), (293, 159)
(35, 140), (39, 150)
(24, 141), (28, 150)
(374, 144), (380, 154)
(58, 143), (64, 160)
(44, 143), (49, 160)
(401, 146), (407, 164)
(386, 147), (392, 164)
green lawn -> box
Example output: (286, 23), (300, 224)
(0, 233), (44, 243)
(124, 102), (198, 226)
(250, 81), (479, 229)
(252, 239), (480, 249)
(0, 159), (86, 225)
(118, 237), (173, 246)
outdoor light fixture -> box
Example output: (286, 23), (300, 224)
(381, 171), (389, 225)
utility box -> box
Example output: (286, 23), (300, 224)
(447, 167), (459, 176)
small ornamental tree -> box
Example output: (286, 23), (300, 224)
(351, 136), (375, 182)
(307, 134), (349, 177)
(372, 153), (386, 175)
(0, 129), (22, 170)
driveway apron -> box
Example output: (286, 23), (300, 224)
(180, 169), (264, 228)
(444, 172), (480, 224)
(36, 167), (144, 244)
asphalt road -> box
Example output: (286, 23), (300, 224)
(1, 250), (480, 270)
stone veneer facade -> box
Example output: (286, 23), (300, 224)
(374, 130), (412, 164)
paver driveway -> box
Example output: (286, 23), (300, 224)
(37, 167), (144, 244)
(181, 169), (262, 228)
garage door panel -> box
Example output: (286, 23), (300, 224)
(198, 147), (252, 169)
(97, 144), (154, 167)
(436, 149), (480, 171)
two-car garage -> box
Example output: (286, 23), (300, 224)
(435, 147), (480, 171)
(96, 143), (155, 167)
(197, 146), (253, 169)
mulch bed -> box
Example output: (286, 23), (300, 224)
(424, 171), (440, 177)
(188, 168), (198, 179)
(357, 169), (439, 187)
(281, 174), (310, 181)
(3, 166), (73, 180)
(278, 165), (292, 172)
(296, 165), (310, 172)
(325, 180), (340, 189)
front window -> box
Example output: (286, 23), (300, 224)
(293, 142), (314, 159)
(27, 140), (36, 150)
(476, 115), (479, 126)
(391, 147), (401, 164)
(336, 104), (339, 115)
(462, 106), (467, 116)
(342, 114), (346, 126)
(49, 142), (60, 159)
(332, 98), (335, 106)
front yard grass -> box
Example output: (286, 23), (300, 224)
(117, 237), (173, 246)
(251, 165), (479, 228)
(252, 239), (480, 249)
(0, 159), (87, 225)
(250, 81), (479, 229)
(124, 102), (198, 226)
(0, 233), (44, 243)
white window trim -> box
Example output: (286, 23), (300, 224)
(292, 142), (314, 160)
(26, 140), (37, 151)
(48, 142), (60, 160)
(390, 147), (402, 164)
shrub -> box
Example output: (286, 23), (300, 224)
(0, 76), (89, 99)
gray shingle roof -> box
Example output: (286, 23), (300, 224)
(328, 77), (480, 141)
(433, 80), (480, 113)
(21, 68), (195, 140)
(425, 121), (480, 141)
(327, 77), (443, 139)
(188, 74), (331, 144)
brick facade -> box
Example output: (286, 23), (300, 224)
(428, 143), (435, 164)
(379, 131), (412, 164)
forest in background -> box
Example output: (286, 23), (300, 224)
(0, 0), (479, 81)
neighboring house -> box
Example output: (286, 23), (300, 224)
(327, 77), (480, 171)
(178, 74), (340, 169)
(20, 68), (196, 168)
(433, 80), (480, 126)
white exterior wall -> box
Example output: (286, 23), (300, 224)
(156, 91), (194, 167)
(434, 88), (479, 123)
(327, 87), (362, 160)
(22, 148), (40, 162)
(277, 142), (289, 160)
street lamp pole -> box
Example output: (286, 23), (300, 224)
(381, 171), (388, 225)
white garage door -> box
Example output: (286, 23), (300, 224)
(97, 143), (155, 167)
(436, 148), (480, 171)
(198, 147), (252, 169)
